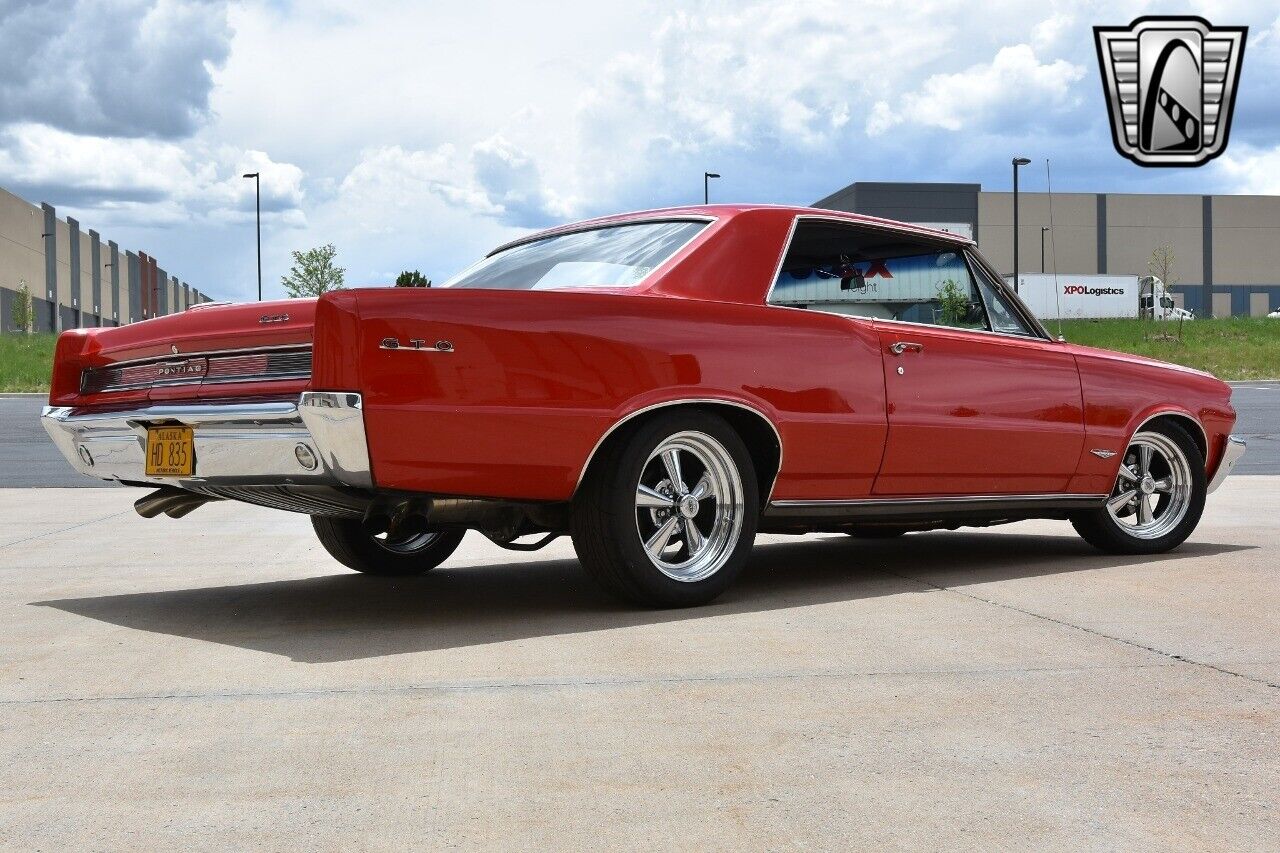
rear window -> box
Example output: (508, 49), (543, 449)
(441, 220), (707, 290)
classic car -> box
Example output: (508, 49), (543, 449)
(43, 204), (1246, 607)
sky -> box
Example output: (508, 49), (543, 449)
(1, 0), (1279, 302)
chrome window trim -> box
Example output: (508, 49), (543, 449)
(483, 215), (718, 257)
(963, 249), (1053, 340)
(572, 397), (784, 503)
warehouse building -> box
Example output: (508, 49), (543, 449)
(814, 182), (1280, 317)
(0, 186), (210, 335)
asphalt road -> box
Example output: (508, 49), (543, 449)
(4, 382), (1278, 487)
(1, 481), (1275, 847)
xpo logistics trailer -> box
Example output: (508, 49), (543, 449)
(1006, 274), (1194, 321)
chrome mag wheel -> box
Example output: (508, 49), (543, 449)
(1105, 431), (1194, 541)
(634, 430), (745, 582)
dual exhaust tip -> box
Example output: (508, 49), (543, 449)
(134, 488), (220, 519)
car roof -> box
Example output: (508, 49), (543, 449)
(487, 204), (975, 256)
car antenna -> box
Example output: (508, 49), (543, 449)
(1045, 158), (1064, 341)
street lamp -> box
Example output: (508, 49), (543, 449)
(1011, 157), (1031, 293)
(242, 172), (262, 301)
(704, 172), (720, 205)
(1040, 226), (1050, 273)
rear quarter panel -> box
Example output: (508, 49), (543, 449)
(1068, 344), (1236, 493)
(321, 289), (888, 502)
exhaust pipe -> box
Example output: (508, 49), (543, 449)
(134, 487), (221, 519)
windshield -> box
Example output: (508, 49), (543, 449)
(441, 220), (707, 290)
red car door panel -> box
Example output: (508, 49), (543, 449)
(872, 322), (1085, 495)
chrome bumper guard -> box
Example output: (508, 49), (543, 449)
(1207, 434), (1246, 494)
(41, 392), (372, 490)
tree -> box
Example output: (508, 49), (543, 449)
(395, 270), (431, 288)
(11, 278), (32, 334)
(1148, 244), (1177, 288)
(280, 244), (345, 297)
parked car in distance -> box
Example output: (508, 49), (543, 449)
(43, 205), (1246, 607)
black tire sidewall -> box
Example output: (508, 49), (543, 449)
(579, 411), (759, 607)
(312, 516), (465, 576)
(1074, 422), (1206, 554)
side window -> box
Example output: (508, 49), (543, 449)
(769, 220), (991, 331)
(967, 256), (1034, 336)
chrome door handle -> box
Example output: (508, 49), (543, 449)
(890, 341), (924, 355)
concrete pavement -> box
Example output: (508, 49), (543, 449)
(1, 479), (1276, 849)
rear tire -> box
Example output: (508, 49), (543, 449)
(572, 410), (758, 608)
(1070, 421), (1205, 555)
(311, 516), (465, 576)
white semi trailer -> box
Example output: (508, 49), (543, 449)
(1006, 274), (1193, 321)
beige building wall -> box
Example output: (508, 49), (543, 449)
(978, 192), (1098, 275)
(0, 188), (47, 301)
(1, 186), (199, 331)
(1105, 194), (1204, 283)
(1210, 195), (1280, 286)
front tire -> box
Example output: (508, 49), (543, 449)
(1071, 421), (1205, 554)
(311, 516), (465, 576)
(572, 411), (759, 608)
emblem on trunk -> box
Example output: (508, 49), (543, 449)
(1094, 16), (1247, 167)
(380, 338), (454, 353)
(259, 313), (290, 324)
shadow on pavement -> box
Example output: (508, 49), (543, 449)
(33, 533), (1253, 663)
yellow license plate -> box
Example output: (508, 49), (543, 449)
(145, 426), (194, 477)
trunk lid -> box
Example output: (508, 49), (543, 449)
(51, 298), (317, 407)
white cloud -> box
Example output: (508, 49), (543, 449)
(0, 123), (305, 227)
(1215, 144), (1280, 195)
(868, 45), (1084, 135)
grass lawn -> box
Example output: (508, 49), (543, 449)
(0, 318), (1275, 392)
(1057, 317), (1280, 380)
(0, 333), (57, 393)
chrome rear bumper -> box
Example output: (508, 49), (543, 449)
(41, 391), (372, 490)
(1207, 434), (1246, 494)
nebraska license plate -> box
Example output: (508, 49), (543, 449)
(145, 426), (194, 477)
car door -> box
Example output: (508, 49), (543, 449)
(872, 253), (1085, 496)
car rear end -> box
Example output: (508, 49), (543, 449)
(41, 297), (372, 518)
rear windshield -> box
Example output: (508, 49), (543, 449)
(440, 220), (707, 290)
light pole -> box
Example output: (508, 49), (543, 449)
(1012, 157), (1031, 293)
(1040, 226), (1049, 273)
(704, 172), (720, 205)
(242, 172), (262, 301)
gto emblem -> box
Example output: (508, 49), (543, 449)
(259, 313), (290, 324)
(380, 338), (454, 353)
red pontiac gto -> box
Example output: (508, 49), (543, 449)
(43, 205), (1246, 607)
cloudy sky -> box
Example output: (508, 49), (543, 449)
(2, 0), (1279, 301)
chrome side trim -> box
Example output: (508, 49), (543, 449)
(572, 398), (784, 502)
(1207, 434), (1246, 494)
(770, 493), (1108, 508)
